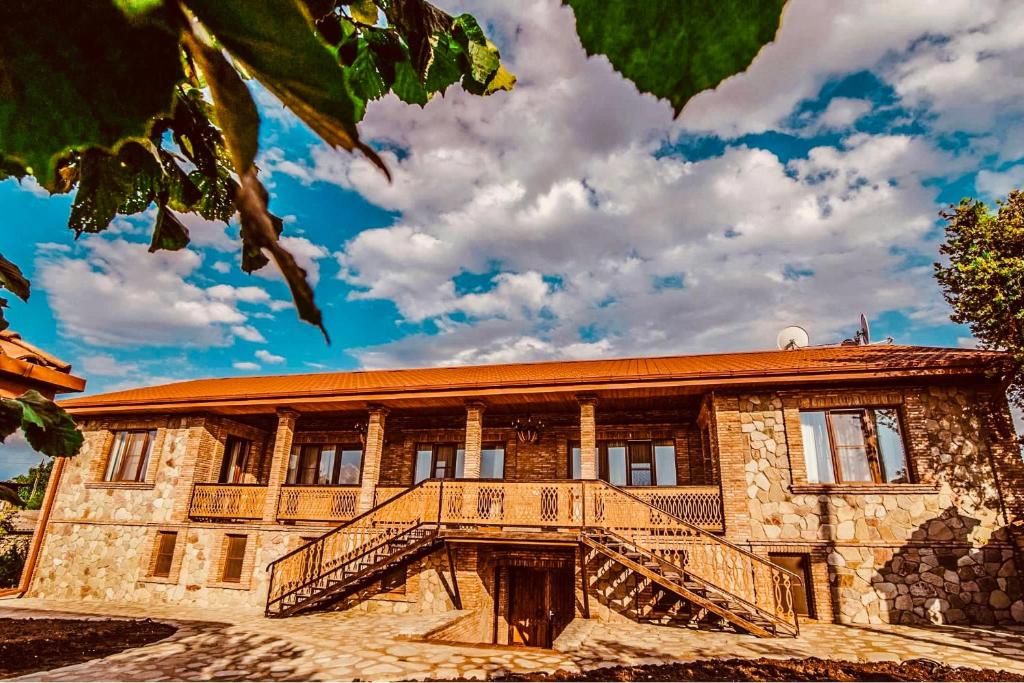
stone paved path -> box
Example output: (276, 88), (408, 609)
(3, 598), (1024, 680)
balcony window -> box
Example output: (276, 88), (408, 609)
(219, 436), (253, 484)
(414, 443), (465, 483)
(569, 442), (582, 479)
(286, 444), (363, 485)
(597, 440), (678, 486)
(800, 408), (909, 484)
(103, 430), (156, 482)
(480, 443), (505, 479)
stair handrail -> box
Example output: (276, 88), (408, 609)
(266, 479), (441, 609)
(584, 480), (801, 634)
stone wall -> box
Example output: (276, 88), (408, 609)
(717, 383), (1023, 626)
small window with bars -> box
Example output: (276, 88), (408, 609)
(150, 531), (177, 578)
(221, 534), (248, 583)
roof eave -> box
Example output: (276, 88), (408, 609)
(60, 364), (994, 416)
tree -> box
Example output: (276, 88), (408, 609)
(12, 459), (52, 511)
(0, 0), (788, 458)
(934, 191), (1024, 421)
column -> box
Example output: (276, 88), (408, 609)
(357, 406), (389, 513)
(578, 395), (598, 479)
(262, 408), (299, 522)
(462, 402), (486, 478)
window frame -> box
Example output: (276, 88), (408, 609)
(585, 438), (677, 487)
(800, 407), (910, 485)
(286, 443), (365, 486)
(413, 443), (465, 483)
(219, 436), (253, 484)
(103, 429), (157, 483)
(150, 530), (178, 579)
(221, 534), (248, 583)
(479, 441), (506, 480)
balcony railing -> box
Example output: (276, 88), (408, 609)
(628, 486), (723, 531)
(371, 483), (722, 530)
(190, 483), (266, 520)
(277, 486), (360, 522)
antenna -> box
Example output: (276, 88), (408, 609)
(776, 325), (810, 351)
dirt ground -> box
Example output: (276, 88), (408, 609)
(488, 657), (1024, 682)
(0, 617), (177, 678)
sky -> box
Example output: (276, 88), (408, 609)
(3, 0), (1024, 478)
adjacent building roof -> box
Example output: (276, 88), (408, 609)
(0, 330), (84, 395)
(61, 345), (1006, 414)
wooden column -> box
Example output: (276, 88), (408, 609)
(463, 402), (486, 478)
(262, 408), (299, 522)
(357, 406), (389, 513)
(578, 395), (598, 479)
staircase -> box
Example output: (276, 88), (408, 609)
(265, 479), (801, 636)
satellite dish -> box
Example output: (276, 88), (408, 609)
(859, 313), (871, 345)
(777, 325), (810, 350)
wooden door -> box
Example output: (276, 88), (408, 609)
(508, 567), (574, 648)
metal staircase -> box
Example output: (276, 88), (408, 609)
(265, 479), (801, 636)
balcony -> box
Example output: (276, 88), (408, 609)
(190, 484), (266, 520)
(376, 483), (722, 531)
(277, 486), (360, 522)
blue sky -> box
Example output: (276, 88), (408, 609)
(2, 0), (1024, 477)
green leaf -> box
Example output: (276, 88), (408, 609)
(184, 0), (387, 173)
(0, 254), (30, 302)
(13, 391), (83, 458)
(564, 0), (786, 115)
(0, 0), (183, 185)
(149, 205), (191, 252)
(347, 38), (389, 102)
(184, 35), (261, 176)
(0, 399), (22, 441)
(68, 150), (134, 235)
(392, 59), (430, 105)
(349, 0), (378, 25)
(383, 0), (453, 77)
(423, 31), (464, 94)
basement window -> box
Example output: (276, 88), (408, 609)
(800, 408), (908, 484)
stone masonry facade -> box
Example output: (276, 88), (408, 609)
(715, 383), (1024, 626)
(24, 376), (1024, 632)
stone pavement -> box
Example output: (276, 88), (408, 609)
(3, 598), (1024, 680)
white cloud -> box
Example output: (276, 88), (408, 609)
(211, 261), (232, 274)
(36, 237), (275, 348)
(180, 214), (237, 252)
(255, 349), (286, 364)
(78, 353), (141, 377)
(814, 98), (873, 131)
(231, 325), (267, 343)
(233, 361), (261, 371)
(265, 0), (1017, 369)
(976, 164), (1024, 199)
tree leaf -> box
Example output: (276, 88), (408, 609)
(0, 485), (23, 508)
(0, 0), (183, 185)
(184, 34), (260, 177)
(383, 0), (453, 78)
(423, 31), (464, 94)
(0, 398), (22, 441)
(0, 253), (30, 302)
(68, 150), (134, 235)
(564, 0), (786, 115)
(149, 204), (191, 252)
(349, 0), (378, 25)
(235, 172), (328, 340)
(392, 59), (430, 105)
(13, 391), (83, 458)
(483, 65), (517, 95)
(184, 0), (387, 174)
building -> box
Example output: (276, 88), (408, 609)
(0, 330), (85, 400)
(24, 344), (1024, 645)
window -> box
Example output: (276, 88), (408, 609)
(800, 408), (909, 484)
(103, 430), (156, 482)
(569, 442), (582, 479)
(597, 439), (678, 486)
(151, 531), (177, 578)
(413, 443), (465, 483)
(222, 534), (248, 583)
(219, 437), (252, 484)
(480, 443), (505, 479)
(286, 444), (363, 485)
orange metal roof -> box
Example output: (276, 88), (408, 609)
(62, 345), (1005, 412)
